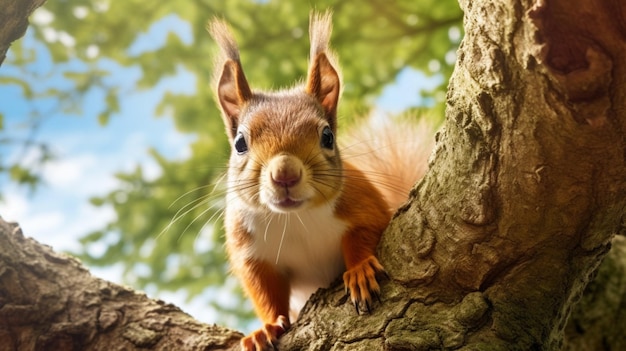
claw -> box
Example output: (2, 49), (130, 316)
(343, 256), (386, 315)
(374, 291), (382, 304)
(241, 315), (289, 351)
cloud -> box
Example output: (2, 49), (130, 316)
(1, 187), (117, 253)
(19, 211), (66, 241)
(0, 190), (29, 222)
(40, 153), (119, 197)
(163, 130), (195, 159)
(42, 154), (94, 188)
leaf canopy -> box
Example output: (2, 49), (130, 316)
(2, 0), (462, 328)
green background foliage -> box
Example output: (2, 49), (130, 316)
(2, 0), (462, 329)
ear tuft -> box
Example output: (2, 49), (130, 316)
(217, 59), (252, 138)
(306, 11), (341, 123)
(208, 19), (252, 139)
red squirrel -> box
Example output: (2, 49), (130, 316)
(208, 11), (431, 351)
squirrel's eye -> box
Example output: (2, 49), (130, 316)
(234, 132), (248, 154)
(320, 126), (334, 150)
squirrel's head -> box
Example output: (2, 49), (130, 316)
(209, 12), (343, 213)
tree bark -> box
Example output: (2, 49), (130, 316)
(0, 219), (242, 351)
(564, 235), (626, 350)
(2, 0), (626, 350)
(0, 0), (46, 65)
(1, 225), (625, 350)
(282, 0), (626, 349)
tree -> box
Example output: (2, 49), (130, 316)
(0, 0), (50, 191)
(1, 0), (462, 329)
(0, 0), (46, 65)
(2, 0), (626, 351)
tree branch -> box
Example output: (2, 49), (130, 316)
(0, 218), (242, 350)
(0, 0), (46, 65)
(3, 0), (626, 350)
(280, 0), (626, 349)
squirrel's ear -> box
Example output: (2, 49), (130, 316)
(217, 59), (252, 139)
(306, 53), (340, 122)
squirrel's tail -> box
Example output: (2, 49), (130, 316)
(340, 114), (436, 211)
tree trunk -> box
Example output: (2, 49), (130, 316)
(564, 235), (626, 350)
(0, 0), (46, 65)
(2, 0), (626, 350)
(282, 0), (626, 349)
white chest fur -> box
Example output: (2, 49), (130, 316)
(240, 202), (347, 316)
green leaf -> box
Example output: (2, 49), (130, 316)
(97, 111), (110, 126)
(90, 197), (106, 206)
(5, 0), (463, 330)
(9, 165), (39, 188)
(0, 76), (34, 98)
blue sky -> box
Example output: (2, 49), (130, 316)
(0, 8), (444, 326)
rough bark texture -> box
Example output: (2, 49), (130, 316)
(3, 0), (626, 350)
(564, 235), (626, 350)
(1, 224), (625, 350)
(0, 219), (242, 351)
(281, 0), (626, 349)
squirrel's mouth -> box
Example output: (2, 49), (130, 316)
(277, 198), (304, 208)
(271, 197), (304, 211)
(264, 184), (307, 212)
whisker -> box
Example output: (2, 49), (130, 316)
(303, 141), (318, 165)
(264, 213), (274, 243)
(211, 172), (228, 193)
(310, 182), (332, 205)
(275, 213), (289, 265)
(312, 168), (414, 199)
(177, 204), (219, 243)
(195, 208), (224, 244)
(310, 178), (341, 193)
(204, 204), (227, 226)
(172, 193), (215, 219)
(169, 184), (217, 209)
(295, 212), (309, 233)
(158, 170), (232, 240)
(157, 196), (213, 240)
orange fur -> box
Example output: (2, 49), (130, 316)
(229, 229), (291, 322)
(336, 161), (391, 268)
(336, 161), (391, 310)
(208, 11), (433, 351)
(340, 115), (435, 211)
(237, 259), (290, 347)
(225, 219), (291, 349)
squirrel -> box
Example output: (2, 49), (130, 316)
(208, 11), (432, 351)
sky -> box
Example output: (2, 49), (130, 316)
(0, 8), (444, 327)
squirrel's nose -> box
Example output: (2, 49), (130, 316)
(271, 170), (301, 188)
(268, 153), (303, 188)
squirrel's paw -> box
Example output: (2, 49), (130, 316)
(342, 255), (388, 314)
(240, 315), (289, 351)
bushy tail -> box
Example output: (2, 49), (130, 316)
(340, 114), (436, 211)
